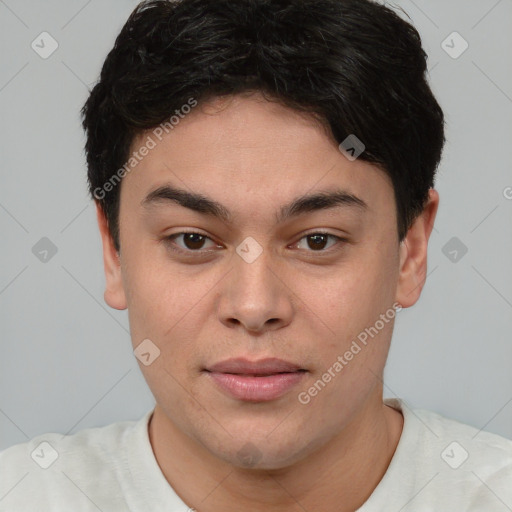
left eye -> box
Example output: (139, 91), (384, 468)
(166, 231), (344, 254)
(293, 233), (343, 252)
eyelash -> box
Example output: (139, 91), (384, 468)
(164, 230), (347, 257)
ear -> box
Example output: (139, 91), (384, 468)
(395, 188), (439, 308)
(95, 202), (127, 310)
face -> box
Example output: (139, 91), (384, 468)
(97, 92), (437, 470)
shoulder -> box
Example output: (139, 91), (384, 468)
(0, 416), (137, 467)
(385, 399), (512, 509)
(0, 413), (151, 509)
(412, 404), (512, 464)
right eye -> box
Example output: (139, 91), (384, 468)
(164, 231), (221, 255)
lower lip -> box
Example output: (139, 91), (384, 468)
(207, 371), (306, 401)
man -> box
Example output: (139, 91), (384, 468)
(1, 0), (511, 510)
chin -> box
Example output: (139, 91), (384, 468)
(205, 428), (315, 471)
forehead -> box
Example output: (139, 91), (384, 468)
(120, 93), (394, 221)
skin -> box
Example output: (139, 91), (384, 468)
(96, 92), (438, 512)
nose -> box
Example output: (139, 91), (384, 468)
(216, 245), (294, 334)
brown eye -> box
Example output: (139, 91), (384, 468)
(166, 232), (218, 253)
(306, 234), (329, 250)
(181, 233), (207, 250)
(295, 232), (343, 252)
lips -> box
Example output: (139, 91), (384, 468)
(206, 357), (304, 375)
(204, 358), (307, 401)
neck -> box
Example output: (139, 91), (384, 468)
(148, 391), (403, 512)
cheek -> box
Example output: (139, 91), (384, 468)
(121, 254), (219, 370)
(121, 253), (186, 346)
(306, 258), (395, 340)
(297, 246), (399, 373)
(341, 240), (399, 318)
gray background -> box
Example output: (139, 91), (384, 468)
(1, 0), (511, 452)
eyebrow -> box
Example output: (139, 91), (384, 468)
(141, 184), (368, 224)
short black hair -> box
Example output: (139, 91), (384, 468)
(81, 0), (445, 251)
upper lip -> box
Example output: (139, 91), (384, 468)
(205, 357), (305, 375)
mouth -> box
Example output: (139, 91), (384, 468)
(203, 358), (307, 402)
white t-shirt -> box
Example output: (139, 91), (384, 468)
(1, 398), (511, 511)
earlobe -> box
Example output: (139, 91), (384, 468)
(95, 202), (127, 310)
(395, 189), (439, 309)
